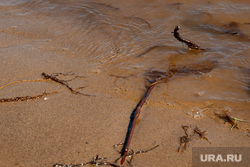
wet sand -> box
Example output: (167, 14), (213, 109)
(0, 0), (249, 167)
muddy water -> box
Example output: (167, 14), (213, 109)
(0, 0), (249, 165)
(4, 1), (249, 111)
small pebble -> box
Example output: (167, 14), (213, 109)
(91, 69), (101, 73)
(194, 91), (204, 97)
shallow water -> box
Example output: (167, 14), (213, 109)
(1, 0), (249, 126)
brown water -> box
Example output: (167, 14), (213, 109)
(0, 0), (249, 166)
(2, 0), (248, 113)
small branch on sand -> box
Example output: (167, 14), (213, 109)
(53, 155), (119, 167)
(0, 91), (58, 103)
(54, 145), (159, 167)
(172, 26), (205, 50)
(215, 112), (249, 130)
(41, 72), (90, 96)
(178, 125), (192, 152)
(115, 144), (159, 164)
(0, 72), (90, 103)
(178, 125), (210, 152)
(193, 126), (211, 143)
(120, 61), (217, 164)
(119, 79), (162, 164)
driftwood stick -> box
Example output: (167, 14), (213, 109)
(172, 26), (205, 50)
(120, 61), (217, 164)
(120, 80), (160, 164)
(119, 60), (218, 164)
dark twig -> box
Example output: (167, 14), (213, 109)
(124, 145), (159, 166)
(129, 145), (159, 155)
(178, 125), (192, 152)
(54, 145), (159, 167)
(172, 26), (205, 50)
(41, 72), (90, 96)
(0, 91), (58, 103)
(194, 126), (211, 144)
(53, 155), (119, 167)
(178, 125), (211, 152)
(113, 143), (124, 153)
(120, 61), (217, 163)
(120, 79), (162, 164)
(215, 112), (249, 130)
(115, 144), (159, 164)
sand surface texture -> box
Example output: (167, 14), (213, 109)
(0, 0), (249, 167)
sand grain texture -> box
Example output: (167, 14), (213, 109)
(0, 0), (249, 167)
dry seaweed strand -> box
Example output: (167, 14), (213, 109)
(118, 145), (159, 165)
(178, 125), (211, 152)
(41, 72), (90, 96)
(114, 141), (159, 164)
(0, 72), (90, 103)
(172, 26), (205, 50)
(0, 78), (55, 103)
(53, 154), (119, 167)
(53, 145), (159, 167)
(193, 126), (211, 144)
(178, 125), (192, 152)
(0, 91), (58, 103)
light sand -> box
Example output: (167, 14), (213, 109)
(0, 1), (249, 167)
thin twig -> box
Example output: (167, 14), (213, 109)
(178, 125), (192, 152)
(120, 61), (217, 163)
(216, 112), (249, 130)
(0, 91), (58, 103)
(120, 79), (162, 164)
(172, 26), (205, 50)
(193, 126), (211, 144)
(53, 154), (119, 167)
(41, 72), (91, 96)
(178, 125), (211, 152)
(115, 144), (159, 164)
